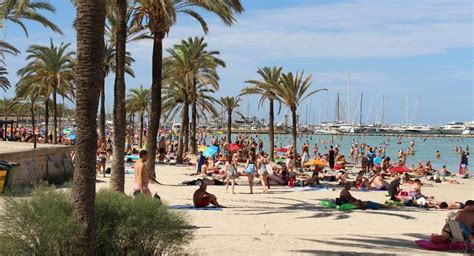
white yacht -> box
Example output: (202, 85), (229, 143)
(440, 122), (466, 135)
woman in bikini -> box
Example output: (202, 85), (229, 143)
(225, 155), (239, 194)
(244, 152), (256, 194)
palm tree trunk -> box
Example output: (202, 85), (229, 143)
(291, 108), (297, 158)
(71, 0), (105, 253)
(227, 110), (232, 143)
(145, 34), (164, 176)
(99, 81), (106, 141)
(190, 78), (197, 154)
(53, 87), (58, 144)
(44, 99), (49, 143)
(111, 0), (127, 193)
(183, 104), (189, 153)
(177, 99), (189, 163)
(269, 99), (275, 161)
(139, 111), (144, 148)
(31, 103), (36, 149)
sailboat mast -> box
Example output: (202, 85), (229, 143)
(359, 92), (363, 126)
(335, 93), (340, 123)
(381, 95), (385, 125)
(347, 74), (351, 124)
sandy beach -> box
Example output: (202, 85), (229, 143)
(95, 164), (473, 256)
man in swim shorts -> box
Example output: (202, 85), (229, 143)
(193, 182), (223, 208)
(134, 150), (152, 198)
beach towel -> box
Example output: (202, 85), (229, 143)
(291, 186), (330, 192)
(319, 200), (358, 211)
(415, 239), (472, 251)
(169, 205), (223, 211)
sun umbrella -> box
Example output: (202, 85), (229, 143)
(304, 159), (327, 167)
(277, 147), (288, 153)
(389, 165), (411, 173)
(198, 145), (207, 152)
(62, 128), (71, 135)
(66, 133), (77, 141)
(374, 157), (382, 165)
(203, 146), (219, 157)
(229, 143), (243, 152)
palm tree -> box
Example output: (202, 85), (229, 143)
(0, 97), (18, 140)
(272, 71), (327, 157)
(219, 96), (242, 143)
(0, 0), (62, 36)
(110, 0), (128, 193)
(0, 41), (20, 92)
(15, 89), (40, 148)
(242, 67), (282, 161)
(71, 0), (106, 253)
(98, 42), (135, 140)
(17, 40), (75, 144)
(126, 85), (150, 148)
(164, 37), (222, 153)
(132, 0), (244, 174)
(173, 37), (225, 155)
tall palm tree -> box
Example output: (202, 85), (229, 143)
(0, 97), (18, 139)
(110, 0), (128, 192)
(71, 0), (106, 253)
(16, 67), (52, 142)
(242, 66), (282, 161)
(0, 0), (62, 36)
(98, 42), (135, 140)
(132, 0), (244, 174)
(219, 96), (242, 143)
(126, 85), (150, 148)
(17, 40), (75, 144)
(272, 71), (327, 157)
(15, 89), (40, 148)
(173, 37), (225, 155)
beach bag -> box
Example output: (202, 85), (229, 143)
(245, 164), (255, 174)
(265, 164), (273, 175)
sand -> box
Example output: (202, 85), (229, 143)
(94, 164), (474, 256)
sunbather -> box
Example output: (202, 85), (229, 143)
(432, 200), (474, 244)
(193, 182), (223, 208)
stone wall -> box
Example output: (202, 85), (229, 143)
(0, 142), (74, 188)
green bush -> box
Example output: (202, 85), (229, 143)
(0, 185), (84, 255)
(95, 190), (193, 255)
(0, 187), (193, 255)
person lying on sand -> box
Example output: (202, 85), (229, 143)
(319, 170), (348, 184)
(432, 200), (474, 244)
(193, 182), (224, 208)
(426, 200), (468, 210)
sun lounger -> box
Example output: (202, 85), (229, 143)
(446, 218), (471, 253)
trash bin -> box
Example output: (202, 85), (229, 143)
(0, 168), (7, 193)
(0, 161), (16, 193)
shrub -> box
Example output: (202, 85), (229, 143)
(95, 190), (193, 255)
(0, 187), (193, 255)
(0, 185), (84, 255)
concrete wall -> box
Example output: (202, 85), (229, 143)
(0, 142), (74, 188)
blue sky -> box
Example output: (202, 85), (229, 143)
(1, 0), (472, 125)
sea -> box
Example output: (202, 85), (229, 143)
(214, 133), (474, 172)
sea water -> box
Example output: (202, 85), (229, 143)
(214, 133), (473, 172)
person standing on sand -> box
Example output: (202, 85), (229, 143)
(328, 145), (335, 170)
(134, 150), (152, 197)
(225, 155), (238, 194)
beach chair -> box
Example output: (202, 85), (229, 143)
(446, 219), (471, 253)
